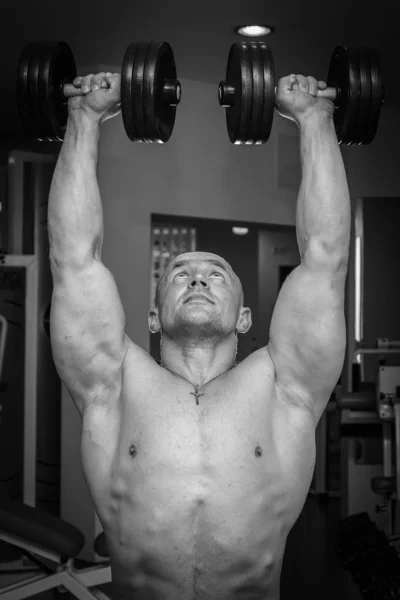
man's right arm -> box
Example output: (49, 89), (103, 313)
(49, 108), (129, 415)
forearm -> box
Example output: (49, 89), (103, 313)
(296, 112), (351, 268)
(48, 111), (103, 269)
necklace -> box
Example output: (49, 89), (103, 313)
(161, 364), (235, 405)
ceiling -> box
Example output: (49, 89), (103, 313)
(2, 0), (399, 137)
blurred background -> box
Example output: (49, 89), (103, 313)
(0, 1), (399, 599)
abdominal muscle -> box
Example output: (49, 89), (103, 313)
(81, 352), (316, 600)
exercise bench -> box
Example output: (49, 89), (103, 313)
(0, 496), (111, 600)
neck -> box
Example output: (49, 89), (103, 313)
(160, 332), (237, 387)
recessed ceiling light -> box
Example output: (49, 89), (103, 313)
(232, 227), (249, 235)
(235, 25), (274, 37)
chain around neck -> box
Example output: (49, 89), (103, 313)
(161, 363), (235, 405)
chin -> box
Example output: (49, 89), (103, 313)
(174, 314), (224, 338)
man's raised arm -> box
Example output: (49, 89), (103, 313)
(267, 74), (351, 423)
(49, 73), (129, 415)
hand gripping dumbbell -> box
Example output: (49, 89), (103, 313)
(17, 41), (181, 143)
(218, 42), (384, 146)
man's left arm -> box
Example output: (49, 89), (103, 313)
(268, 93), (351, 424)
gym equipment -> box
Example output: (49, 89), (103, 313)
(337, 388), (387, 530)
(336, 512), (400, 600)
(326, 46), (383, 145)
(0, 314), (8, 396)
(0, 496), (111, 600)
(218, 42), (384, 146)
(372, 365), (400, 537)
(218, 42), (274, 145)
(121, 41), (181, 143)
(17, 41), (181, 143)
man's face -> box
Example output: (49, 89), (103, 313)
(153, 252), (247, 338)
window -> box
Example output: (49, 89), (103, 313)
(150, 223), (196, 308)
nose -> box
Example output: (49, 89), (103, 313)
(188, 273), (210, 290)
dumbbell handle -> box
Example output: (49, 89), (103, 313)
(219, 83), (338, 108)
(273, 87), (338, 101)
(62, 83), (91, 98)
(62, 79), (181, 106)
(313, 88), (338, 101)
(278, 87), (338, 101)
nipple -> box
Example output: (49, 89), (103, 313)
(129, 444), (137, 457)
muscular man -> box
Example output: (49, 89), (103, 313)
(49, 70), (350, 599)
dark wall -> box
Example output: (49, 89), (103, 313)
(362, 197), (400, 380)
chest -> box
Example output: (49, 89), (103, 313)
(121, 373), (276, 459)
(82, 369), (315, 509)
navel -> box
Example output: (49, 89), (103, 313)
(255, 446), (262, 457)
(129, 444), (137, 458)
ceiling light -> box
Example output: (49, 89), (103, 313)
(235, 25), (274, 38)
(232, 227), (249, 235)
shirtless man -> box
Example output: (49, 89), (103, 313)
(48, 68), (350, 599)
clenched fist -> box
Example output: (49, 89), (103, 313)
(275, 74), (335, 125)
(68, 72), (121, 124)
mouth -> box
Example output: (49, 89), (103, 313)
(184, 293), (214, 305)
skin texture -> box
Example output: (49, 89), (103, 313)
(49, 72), (349, 599)
(80, 341), (316, 600)
(148, 252), (251, 389)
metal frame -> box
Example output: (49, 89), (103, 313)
(6, 150), (57, 508)
(0, 315), (8, 378)
(1, 255), (38, 507)
(0, 529), (111, 600)
(6, 150), (56, 255)
(340, 196), (400, 531)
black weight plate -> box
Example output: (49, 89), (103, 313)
(238, 44), (253, 144)
(154, 42), (179, 143)
(327, 45), (360, 145)
(121, 42), (140, 142)
(40, 42), (77, 142)
(248, 43), (264, 145)
(221, 44), (240, 143)
(342, 48), (361, 145)
(127, 41), (151, 142)
(353, 47), (371, 145)
(258, 43), (275, 144)
(17, 44), (42, 140)
(16, 44), (35, 138)
(224, 43), (253, 144)
(37, 44), (56, 141)
(143, 42), (179, 143)
(26, 45), (43, 141)
(364, 47), (384, 145)
(134, 42), (153, 143)
(142, 42), (160, 143)
(341, 47), (361, 146)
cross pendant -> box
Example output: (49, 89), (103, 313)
(191, 387), (204, 405)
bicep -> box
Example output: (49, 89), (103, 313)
(50, 259), (129, 414)
(267, 261), (347, 419)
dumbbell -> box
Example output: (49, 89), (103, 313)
(218, 42), (384, 146)
(17, 41), (181, 143)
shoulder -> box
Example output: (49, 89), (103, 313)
(237, 346), (275, 376)
(123, 337), (163, 374)
(232, 347), (276, 393)
(239, 347), (317, 423)
(121, 338), (176, 394)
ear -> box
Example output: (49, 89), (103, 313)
(148, 309), (161, 334)
(236, 307), (252, 334)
